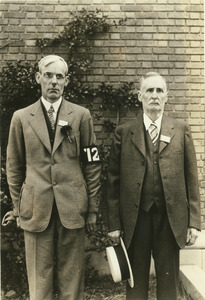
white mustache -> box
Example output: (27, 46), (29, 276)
(149, 101), (160, 104)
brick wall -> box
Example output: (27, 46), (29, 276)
(1, 0), (204, 228)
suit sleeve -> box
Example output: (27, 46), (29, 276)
(106, 126), (122, 232)
(184, 123), (201, 230)
(6, 112), (26, 216)
(80, 109), (101, 213)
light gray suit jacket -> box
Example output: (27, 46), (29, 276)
(6, 98), (101, 232)
(107, 109), (201, 249)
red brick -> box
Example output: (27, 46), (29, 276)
(21, 5), (44, 12)
(3, 53), (26, 61)
(9, 19), (20, 25)
(4, 12), (26, 18)
(9, 4), (20, 11)
(0, 4), (9, 11)
(4, 26), (25, 33)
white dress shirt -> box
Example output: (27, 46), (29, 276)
(41, 96), (62, 122)
(143, 113), (162, 135)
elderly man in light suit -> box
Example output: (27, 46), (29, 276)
(107, 72), (201, 300)
(6, 55), (101, 300)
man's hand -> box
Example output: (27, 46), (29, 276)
(108, 230), (121, 245)
(86, 212), (97, 233)
(2, 211), (21, 228)
(186, 227), (199, 246)
(2, 211), (15, 226)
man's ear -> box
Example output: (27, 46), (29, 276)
(138, 90), (142, 102)
(35, 72), (41, 84)
(64, 75), (69, 87)
(165, 91), (169, 103)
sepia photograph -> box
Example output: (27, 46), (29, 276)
(1, 0), (204, 299)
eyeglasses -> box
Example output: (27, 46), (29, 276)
(42, 72), (66, 80)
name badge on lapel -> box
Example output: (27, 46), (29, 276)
(160, 135), (171, 143)
(58, 120), (68, 127)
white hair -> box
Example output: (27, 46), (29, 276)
(38, 55), (68, 75)
(139, 72), (167, 91)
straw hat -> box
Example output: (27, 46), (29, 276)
(106, 238), (134, 288)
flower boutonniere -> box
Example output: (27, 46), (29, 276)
(58, 120), (73, 143)
(61, 125), (73, 143)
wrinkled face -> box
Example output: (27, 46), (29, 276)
(138, 76), (168, 117)
(35, 60), (69, 103)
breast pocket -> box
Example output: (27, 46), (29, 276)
(65, 131), (80, 158)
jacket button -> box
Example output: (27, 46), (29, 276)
(137, 183), (141, 187)
(53, 182), (57, 186)
(141, 161), (145, 165)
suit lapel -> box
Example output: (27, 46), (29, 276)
(29, 100), (52, 153)
(159, 114), (175, 154)
(130, 113), (146, 158)
(52, 99), (73, 154)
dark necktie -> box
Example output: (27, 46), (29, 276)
(149, 122), (158, 145)
(47, 105), (55, 132)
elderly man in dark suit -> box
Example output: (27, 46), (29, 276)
(106, 72), (201, 300)
(6, 55), (101, 300)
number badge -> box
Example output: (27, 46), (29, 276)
(81, 146), (100, 164)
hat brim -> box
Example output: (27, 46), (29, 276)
(106, 237), (134, 288)
(120, 238), (134, 288)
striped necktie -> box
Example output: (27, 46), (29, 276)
(149, 122), (158, 145)
(47, 105), (55, 132)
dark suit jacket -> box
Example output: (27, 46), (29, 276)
(107, 109), (201, 249)
(6, 98), (101, 232)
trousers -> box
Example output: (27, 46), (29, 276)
(126, 205), (180, 300)
(24, 204), (85, 300)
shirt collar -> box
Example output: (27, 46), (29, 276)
(41, 96), (63, 113)
(143, 113), (163, 132)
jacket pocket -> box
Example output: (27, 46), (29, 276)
(74, 182), (88, 215)
(19, 184), (33, 219)
(66, 131), (80, 158)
